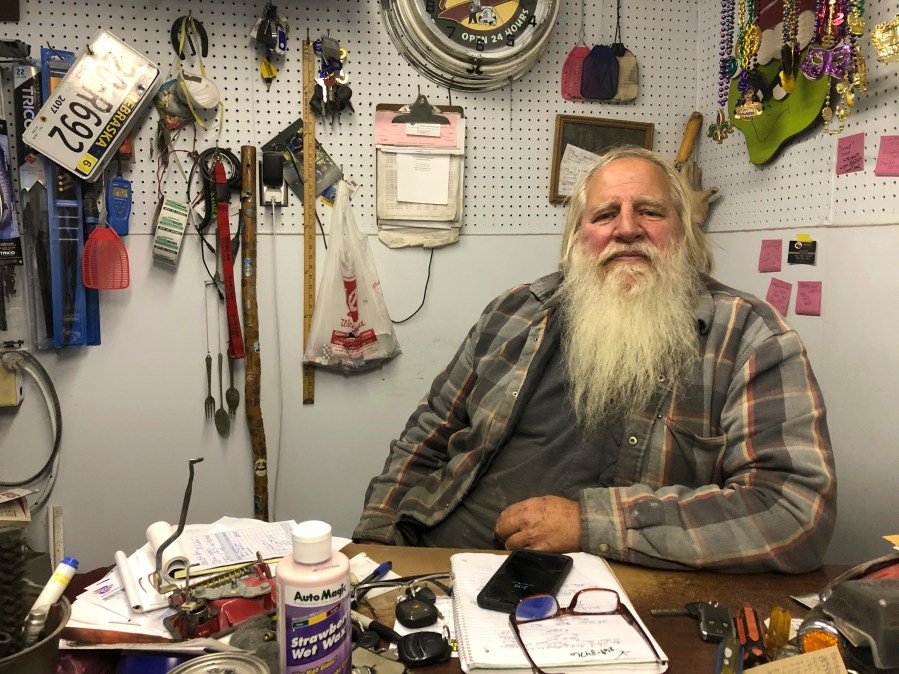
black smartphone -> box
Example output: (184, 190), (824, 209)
(476, 550), (574, 613)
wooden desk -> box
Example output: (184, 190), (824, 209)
(343, 544), (840, 674)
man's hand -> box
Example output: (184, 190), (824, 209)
(494, 496), (582, 552)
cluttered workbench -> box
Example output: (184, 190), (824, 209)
(54, 543), (841, 674)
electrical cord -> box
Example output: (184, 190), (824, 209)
(272, 143), (329, 248)
(187, 147), (243, 291)
(391, 248), (434, 324)
(0, 351), (62, 510)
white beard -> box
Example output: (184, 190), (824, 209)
(558, 238), (702, 430)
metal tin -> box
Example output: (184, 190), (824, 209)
(167, 652), (269, 674)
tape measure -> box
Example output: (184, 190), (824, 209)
(302, 39), (316, 405)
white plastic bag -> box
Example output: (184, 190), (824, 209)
(303, 181), (401, 372)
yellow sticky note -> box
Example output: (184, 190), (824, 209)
(796, 233), (812, 242)
(884, 534), (899, 546)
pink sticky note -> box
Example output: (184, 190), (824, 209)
(875, 136), (899, 177)
(766, 278), (793, 316)
(836, 132), (864, 175)
(758, 239), (782, 272)
(795, 281), (823, 316)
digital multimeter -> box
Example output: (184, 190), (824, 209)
(106, 175), (132, 236)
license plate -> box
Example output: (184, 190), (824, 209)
(23, 30), (161, 182)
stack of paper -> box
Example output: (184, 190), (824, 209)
(450, 552), (668, 674)
(374, 109), (466, 249)
(65, 517), (302, 644)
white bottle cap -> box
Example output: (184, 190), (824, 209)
(292, 520), (333, 564)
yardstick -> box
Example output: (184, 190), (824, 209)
(302, 38), (316, 404)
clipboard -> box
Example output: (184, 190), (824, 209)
(377, 96), (464, 123)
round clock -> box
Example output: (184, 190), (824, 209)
(381, 0), (560, 91)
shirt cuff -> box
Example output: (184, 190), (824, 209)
(579, 488), (626, 560)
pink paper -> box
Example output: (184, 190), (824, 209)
(766, 278), (793, 316)
(758, 239), (782, 272)
(795, 281), (823, 316)
(836, 132), (864, 175)
(874, 135), (899, 177)
(374, 110), (460, 148)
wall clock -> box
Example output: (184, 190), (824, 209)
(381, 0), (559, 91)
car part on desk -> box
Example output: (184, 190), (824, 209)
(651, 600), (735, 643)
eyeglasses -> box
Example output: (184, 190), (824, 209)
(509, 588), (664, 674)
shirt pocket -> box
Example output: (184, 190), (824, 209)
(663, 417), (727, 487)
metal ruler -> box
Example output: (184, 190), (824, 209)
(302, 39), (316, 404)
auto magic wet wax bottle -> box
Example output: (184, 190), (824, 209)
(277, 521), (352, 674)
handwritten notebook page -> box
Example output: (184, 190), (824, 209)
(450, 552), (667, 674)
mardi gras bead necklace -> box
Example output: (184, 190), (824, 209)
(779, 0), (800, 92)
(709, 0), (737, 142)
(734, 0), (763, 119)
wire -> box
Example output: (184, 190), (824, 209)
(269, 204), (285, 519)
(391, 248), (434, 324)
(0, 351), (62, 512)
(273, 143), (329, 250)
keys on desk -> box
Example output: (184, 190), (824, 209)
(651, 601), (736, 642)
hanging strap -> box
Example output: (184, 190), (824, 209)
(214, 159), (245, 360)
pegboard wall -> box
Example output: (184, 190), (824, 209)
(1, 0), (701, 240)
(3, 0), (897, 237)
(695, 0), (899, 231)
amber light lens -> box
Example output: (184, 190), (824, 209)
(801, 630), (845, 657)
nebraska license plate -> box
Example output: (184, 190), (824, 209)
(22, 30), (161, 182)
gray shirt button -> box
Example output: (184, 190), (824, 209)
(628, 436), (638, 446)
(599, 543), (610, 553)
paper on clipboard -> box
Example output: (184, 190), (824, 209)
(375, 110), (462, 148)
(377, 152), (461, 221)
(396, 154), (450, 204)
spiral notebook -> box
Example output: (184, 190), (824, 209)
(450, 552), (667, 674)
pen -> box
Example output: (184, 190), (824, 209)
(353, 561), (392, 605)
(351, 609), (401, 645)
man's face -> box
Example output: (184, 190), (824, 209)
(578, 158), (684, 282)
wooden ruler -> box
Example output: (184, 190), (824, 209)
(302, 39), (316, 404)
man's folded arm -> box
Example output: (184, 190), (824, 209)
(579, 331), (837, 573)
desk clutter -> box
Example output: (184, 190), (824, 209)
(5, 526), (899, 673)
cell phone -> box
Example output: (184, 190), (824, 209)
(476, 550), (574, 613)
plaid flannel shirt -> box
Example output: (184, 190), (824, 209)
(354, 273), (836, 572)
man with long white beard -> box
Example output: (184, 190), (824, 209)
(354, 147), (836, 573)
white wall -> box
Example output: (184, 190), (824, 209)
(2, 0), (898, 570)
(708, 226), (899, 565)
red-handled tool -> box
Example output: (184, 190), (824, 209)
(213, 160), (245, 359)
(735, 605), (767, 668)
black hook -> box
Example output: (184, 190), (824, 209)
(171, 15), (209, 60)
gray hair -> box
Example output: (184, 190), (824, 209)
(558, 146), (712, 274)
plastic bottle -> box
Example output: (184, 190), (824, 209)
(31, 556), (78, 611)
(24, 556), (78, 645)
(277, 521), (352, 674)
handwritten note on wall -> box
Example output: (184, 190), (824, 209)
(795, 281), (823, 316)
(758, 240), (783, 272)
(875, 135), (899, 177)
(836, 132), (865, 175)
(766, 278), (793, 316)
